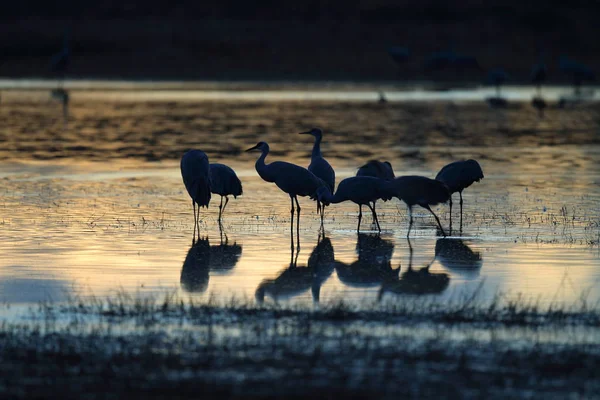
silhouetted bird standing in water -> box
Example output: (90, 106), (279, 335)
(435, 159), (484, 232)
(559, 56), (595, 96)
(209, 163), (242, 222)
(531, 52), (547, 97)
(486, 68), (509, 98)
(317, 176), (392, 233)
(181, 150), (211, 239)
(385, 176), (450, 237)
(50, 29), (70, 87)
(299, 128), (335, 225)
(356, 160), (395, 227)
(246, 141), (325, 246)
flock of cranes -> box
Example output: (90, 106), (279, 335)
(180, 128), (484, 239)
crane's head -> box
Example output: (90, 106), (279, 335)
(245, 141), (269, 153)
(315, 186), (332, 206)
(299, 128), (322, 137)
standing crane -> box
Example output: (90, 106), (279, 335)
(209, 163), (242, 222)
(385, 176), (450, 237)
(356, 160), (395, 227)
(299, 128), (335, 225)
(180, 150), (211, 239)
(316, 176), (392, 233)
(435, 159), (484, 232)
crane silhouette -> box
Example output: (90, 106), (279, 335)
(246, 141), (324, 245)
(486, 68), (509, 98)
(356, 160), (395, 227)
(531, 52), (547, 97)
(559, 56), (595, 96)
(386, 176), (450, 237)
(317, 176), (392, 233)
(50, 28), (70, 88)
(435, 159), (484, 232)
(299, 128), (335, 225)
(209, 163), (243, 222)
(181, 150), (211, 239)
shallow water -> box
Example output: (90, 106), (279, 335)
(0, 87), (599, 308)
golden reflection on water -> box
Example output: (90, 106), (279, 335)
(0, 96), (599, 306)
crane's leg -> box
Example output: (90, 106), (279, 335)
(448, 196), (453, 234)
(294, 196), (301, 250)
(423, 205), (446, 237)
(459, 191), (464, 233)
(196, 202), (201, 238)
(223, 196), (230, 214)
(320, 204), (325, 227)
(367, 203), (381, 233)
(218, 196), (224, 221)
(290, 195), (295, 251)
(357, 205), (363, 232)
(407, 206), (413, 238)
(192, 201), (197, 242)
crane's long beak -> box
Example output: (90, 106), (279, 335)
(245, 144), (259, 152)
(298, 130), (312, 135)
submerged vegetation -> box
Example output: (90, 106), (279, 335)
(1, 292), (599, 399)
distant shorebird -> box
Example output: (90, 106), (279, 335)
(180, 150), (211, 239)
(299, 128), (335, 225)
(386, 176), (450, 237)
(559, 56), (595, 95)
(50, 29), (70, 86)
(486, 68), (509, 97)
(317, 176), (392, 233)
(531, 53), (547, 97)
(209, 163), (242, 221)
(435, 159), (484, 231)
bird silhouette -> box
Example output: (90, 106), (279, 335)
(299, 128), (335, 226)
(356, 160), (395, 227)
(246, 141), (325, 246)
(317, 176), (392, 233)
(334, 233), (398, 288)
(559, 56), (595, 96)
(379, 238), (449, 298)
(531, 51), (547, 97)
(181, 150), (211, 239)
(386, 176), (450, 237)
(209, 163), (242, 222)
(486, 68), (509, 99)
(435, 238), (482, 280)
(435, 160), (484, 232)
(180, 237), (211, 293)
(49, 28), (70, 87)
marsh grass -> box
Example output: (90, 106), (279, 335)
(3, 290), (600, 399)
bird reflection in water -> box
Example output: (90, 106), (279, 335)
(435, 237), (482, 280)
(379, 238), (449, 298)
(334, 234), (399, 288)
(180, 229), (243, 293)
(255, 232), (335, 303)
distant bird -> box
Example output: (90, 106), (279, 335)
(486, 68), (509, 97)
(246, 141), (324, 226)
(181, 150), (211, 238)
(435, 238), (482, 280)
(356, 160), (395, 226)
(299, 128), (335, 225)
(435, 160), (484, 231)
(559, 56), (595, 95)
(317, 176), (392, 233)
(209, 163), (242, 221)
(386, 176), (450, 237)
(530, 54), (547, 96)
(50, 29), (70, 85)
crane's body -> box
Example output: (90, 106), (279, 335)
(209, 163), (242, 221)
(300, 128), (335, 225)
(435, 159), (483, 231)
(386, 175), (450, 237)
(317, 176), (391, 232)
(181, 150), (211, 238)
(356, 159), (395, 227)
